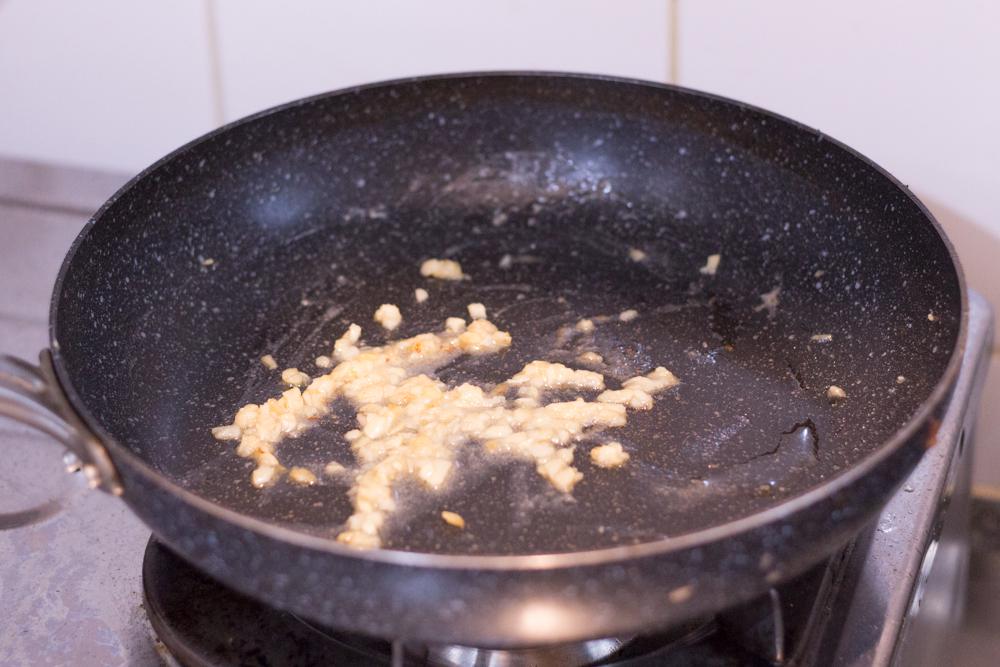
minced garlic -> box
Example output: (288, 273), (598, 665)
(420, 258), (465, 280)
(374, 304), (402, 331)
(441, 510), (465, 528)
(628, 247), (647, 262)
(590, 441), (630, 468)
(467, 302), (487, 320)
(315, 355), (333, 369)
(211, 424), (241, 440)
(456, 319), (511, 354)
(596, 388), (654, 410)
(281, 368), (310, 387)
(414, 288), (429, 303)
(826, 385), (847, 402)
(700, 253), (721, 276)
(508, 360), (605, 396)
(288, 467), (317, 485)
(260, 354), (278, 370)
(598, 367), (679, 410)
(619, 309), (638, 322)
(324, 461), (346, 475)
(575, 319), (595, 333)
(251, 465), (278, 488)
(577, 351), (603, 365)
(214, 317), (678, 549)
(334, 323), (362, 361)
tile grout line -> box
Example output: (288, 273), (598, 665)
(203, 0), (227, 126)
(668, 0), (680, 84)
(0, 197), (95, 218)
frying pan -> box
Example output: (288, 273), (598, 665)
(0, 73), (965, 647)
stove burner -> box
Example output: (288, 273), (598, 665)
(295, 614), (637, 667)
(420, 637), (631, 666)
(142, 538), (714, 666)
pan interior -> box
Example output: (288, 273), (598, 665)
(53, 75), (961, 555)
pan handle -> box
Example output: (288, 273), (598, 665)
(0, 351), (123, 497)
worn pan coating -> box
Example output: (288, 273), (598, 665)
(3, 73), (964, 645)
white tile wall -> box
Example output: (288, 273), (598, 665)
(212, 0), (670, 120)
(676, 1), (1000, 239)
(0, 0), (217, 173)
(0, 0), (669, 170)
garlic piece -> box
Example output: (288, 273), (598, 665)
(590, 442), (630, 468)
(700, 253), (721, 276)
(289, 467), (317, 485)
(597, 388), (653, 410)
(619, 309), (638, 322)
(467, 302), (487, 320)
(324, 461), (346, 475)
(211, 424), (241, 441)
(420, 258), (465, 280)
(456, 319), (512, 354)
(281, 368), (310, 387)
(374, 303), (402, 331)
(826, 385), (847, 402)
(251, 466), (278, 488)
(334, 323), (362, 361)
(599, 367), (679, 409)
(507, 360), (605, 395)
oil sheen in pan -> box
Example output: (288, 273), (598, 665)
(183, 236), (875, 555)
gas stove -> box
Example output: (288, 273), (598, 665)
(0, 158), (993, 666)
(138, 535), (834, 666)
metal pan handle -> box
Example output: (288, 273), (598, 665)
(0, 351), (122, 499)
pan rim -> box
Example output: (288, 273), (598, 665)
(48, 70), (968, 571)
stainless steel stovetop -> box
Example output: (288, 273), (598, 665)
(0, 157), (992, 666)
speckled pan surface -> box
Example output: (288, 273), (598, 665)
(52, 73), (961, 561)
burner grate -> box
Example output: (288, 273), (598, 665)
(142, 538), (844, 666)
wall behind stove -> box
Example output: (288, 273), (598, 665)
(0, 0), (997, 485)
(0, 0), (670, 172)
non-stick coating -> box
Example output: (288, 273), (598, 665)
(53, 74), (960, 557)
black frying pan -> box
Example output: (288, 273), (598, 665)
(0, 73), (964, 646)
